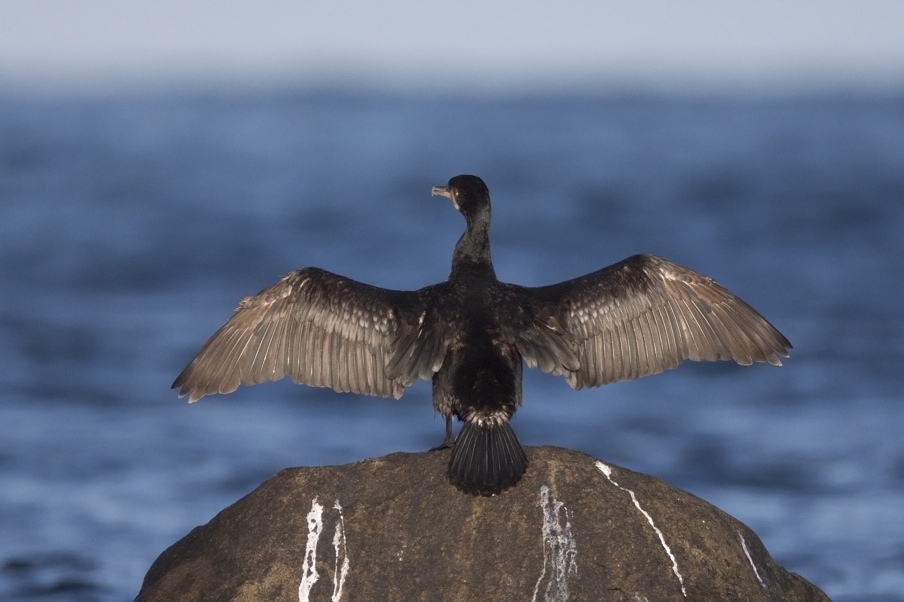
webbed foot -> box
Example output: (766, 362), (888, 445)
(429, 415), (456, 451)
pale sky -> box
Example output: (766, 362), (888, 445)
(2, 0), (903, 94)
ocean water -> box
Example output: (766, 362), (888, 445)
(1, 89), (902, 601)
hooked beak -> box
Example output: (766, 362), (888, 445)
(432, 184), (459, 209)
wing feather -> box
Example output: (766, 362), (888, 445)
(173, 268), (440, 402)
(515, 254), (790, 389)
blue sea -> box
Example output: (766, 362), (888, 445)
(1, 88), (902, 601)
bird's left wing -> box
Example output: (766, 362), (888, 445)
(172, 268), (439, 402)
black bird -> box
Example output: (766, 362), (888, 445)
(173, 175), (790, 494)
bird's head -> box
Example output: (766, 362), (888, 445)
(432, 175), (491, 222)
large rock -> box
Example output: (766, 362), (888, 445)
(136, 447), (829, 601)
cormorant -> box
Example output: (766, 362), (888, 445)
(173, 175), (790, 495)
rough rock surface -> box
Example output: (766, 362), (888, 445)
(136, 447), (829, 601)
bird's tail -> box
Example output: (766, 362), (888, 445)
(448, 418), (528, 495)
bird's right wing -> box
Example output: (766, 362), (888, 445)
(515, 254), (791, 389)
(172, 268), (444, 402)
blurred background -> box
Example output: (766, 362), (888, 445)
(1, 2), (903, 600)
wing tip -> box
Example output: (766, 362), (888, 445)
(174, 385), (205, 403)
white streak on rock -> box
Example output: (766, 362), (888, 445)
(332, 500), (350, 602)
(532, 485), (578, 602)
(299, 497), (324, 602)
(738, 530), (766, 589)
(596, 461), (687, 598)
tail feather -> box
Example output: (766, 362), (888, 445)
(448, 419), (528, 494)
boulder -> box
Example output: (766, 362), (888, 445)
(136, 447), (829, 601)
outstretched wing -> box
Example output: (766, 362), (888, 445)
(172, 268), (443, 402)
(512, 254), (791, 389)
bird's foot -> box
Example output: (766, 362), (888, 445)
(429, 437), (456, 452)
(429, 415), (456, 451)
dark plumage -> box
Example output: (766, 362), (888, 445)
(173, 174), (791, 495)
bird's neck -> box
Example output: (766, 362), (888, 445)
(450, 217), (495, 280)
